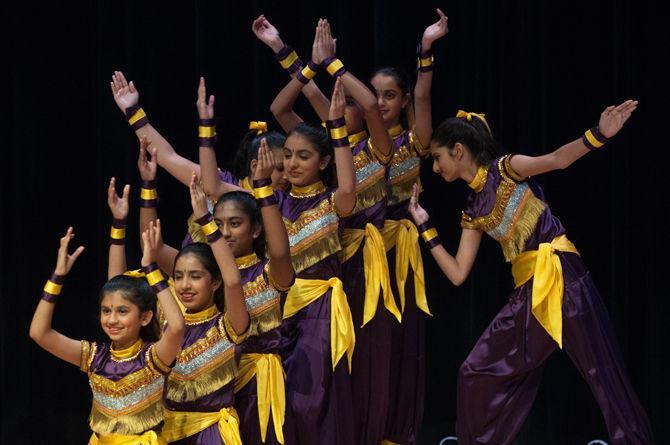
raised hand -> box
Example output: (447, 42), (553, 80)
(137, 137), (157, 181)
(110, 71), (139, 113)
(321, 19), (337, 59)
(253, 138), (275, 181)
(329, 77), (346, 120)
(107, 177), (130, 220)
(54, 227), (85, 276)
(408, 183), (430, 226)
(141, 220), (163, 267)
(422, 8), (449, 48)
(196, 77), (215, 120)
(189, 172), (209, 218)
(597, 99), (638, 138)
(251, 14), (284, 53)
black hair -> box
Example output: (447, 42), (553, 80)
(213, 191), (266, 258)
(234, 130), (286, 179)
(371, 66), (414, 130)
(286, 122), (335, 187)
(173, 243), (224, 311)
(431, 116), (506, 166)
(99, 275), (161, 342)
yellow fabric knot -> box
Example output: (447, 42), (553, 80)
(234, 353), (286, 444)
(456, 110), (492, 135)
(283, 277), (355, 371)
(249, 121), (268, 135)
(161, 407), (242, 444)
(511, 234), (579, 348)
(89, 430), (165, 445)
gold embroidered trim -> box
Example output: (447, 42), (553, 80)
(89, 366), (162, 398)
(148, 344), (172, 375)
(235, 252), (260, 269)
(388, 124), (404, 139)
(223, 312), (249, 345)
(264, 262), (292, 293)
(184, 305), (220, 325)
(81, 340), (96, 373)
(110, 339), (143, 363)
(289, 181), (326, 198)
(468, 166), (489, 192)
(502, 153), (526, 182)
(348, 130), (368, 147)
(408, 126), (430, 157)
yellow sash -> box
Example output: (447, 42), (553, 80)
(283, 277), (355, 371)
(234, 353), (286, 444)
(511, 234), (579, 349)
(160, 407), (242, 444)
(340, 224), (401, 326)
(89, 431), (165, 445)
(380, 219), (432, 316)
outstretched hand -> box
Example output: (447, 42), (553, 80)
(54, 227), (85, 276)
(598, 99), (638, 138)
(408, 183), (430, 226)
(253, 138), (275, 181)
(137, 137), (157, 181)
(251, 15), (284, 53)
(329, 77), (345, 120)
(141, 220), (163, 267)
(110, 71), (139, 113)
(313, 19), (336, 64)
(196, 77), (215, 120)
(422, 8), (448, 47)
(107, 177), (130, 220)
(189, 172), (209, 218)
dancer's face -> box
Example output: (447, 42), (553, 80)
(370, 74), (409, 128)
(100, 291), (151, 348)
(249, 146), (289, 191)
(173, 253), (220, 312)
(283, 133), (331, 187)
(344, 92), (366, 135)
(213, 200), (260, 258)
(430, 143), (464, 182)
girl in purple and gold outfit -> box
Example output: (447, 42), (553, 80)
(135, 137), (251, 444)
(29, 186), (185, 444)
(408, 103), (653, 445)
(196, 80), (296, 445)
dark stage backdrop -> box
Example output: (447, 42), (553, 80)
(2, 0), (668, 444)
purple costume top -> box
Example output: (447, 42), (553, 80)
(80, 340), (171, 436)
(460, 154), (565, 261)
(385, 124), (430, 221)
(164, 306), (241, 413)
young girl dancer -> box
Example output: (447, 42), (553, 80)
(30, 216), (185, 444)
(196, 89), (296, 444)
(408, 103), (653, 445)
(134, 138), (251, 444)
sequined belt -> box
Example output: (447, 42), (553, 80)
(340, 224), (401, 326)
(511, 234), (579, 348)
(380, 219), (432, 317)
(234, 353), (286, 444)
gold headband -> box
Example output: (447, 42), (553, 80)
(249, 121), (268, 135)
(456, 110), (492, 135)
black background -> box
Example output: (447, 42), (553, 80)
(2, 0), (668, 443)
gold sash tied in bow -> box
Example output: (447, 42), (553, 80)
(511, 234), (579, 348)
(160, 407), (242, 444)
(234, 353), (286, 444)
(340, 224), (401, 326)
(380, 219), (432, 316)
(283, 277), (355, 371)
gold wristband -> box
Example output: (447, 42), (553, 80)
(253, 186), (274, 199)
(43, 280), (63, 295)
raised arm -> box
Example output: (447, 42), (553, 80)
(329, 78), (357, 215)
(107, 177), (130, 279)
(29, 227), (86, 367)
(320, 20), (393, 158)
(137, 137), (179, 273)
(408, 185), (481, 286)
(111, 71), (200, 186)
(253, 139), (294, 288)
(189, 173), (250, 335)
(141, 220), (185, 366)
(509, 100), (638, 178)
(253, 15), (330, 127)
(414, 9), (449, 148)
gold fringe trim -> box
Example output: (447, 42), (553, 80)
(290, 231), (341, 274)
(388, 176), (422, 206)
(249, 304), (282, 337)
(499, 194), (546, 262)
(166, 357), (238, 403)
(89, 398), (164, 436)
(353, 173), (387, 214)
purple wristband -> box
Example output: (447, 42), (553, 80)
(252, 178), (272, 188)
(41, 272), (65, 302)
(257, 195), (278, 207)
(125, 105), (149, 130)
(326, 117), (346, 129)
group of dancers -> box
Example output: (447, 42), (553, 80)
(29, 10), (654, 445)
